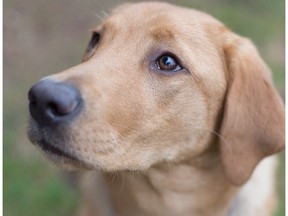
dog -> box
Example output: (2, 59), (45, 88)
(27, 2), (284, 216)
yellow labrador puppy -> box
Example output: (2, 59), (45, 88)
(27, 2), (284, 216)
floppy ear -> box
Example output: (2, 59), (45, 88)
(220, 33), (285, 185)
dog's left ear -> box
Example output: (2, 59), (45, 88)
(220, 32), (284, 185)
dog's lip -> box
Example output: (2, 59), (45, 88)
(39, 141), (94, 169)
(34, 140), (94, 170)
(28, 124), (93, 169)
(37, 140), (75, 159)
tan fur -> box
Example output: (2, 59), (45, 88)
(28, 2), (284, 216)
(220, 34), (284, 185)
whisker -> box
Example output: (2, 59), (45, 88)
(84, 9), (105, 21)
(101, 10), (109, 18)
(120, 172), (125, 192)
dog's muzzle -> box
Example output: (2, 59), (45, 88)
(27, 80), (87, 167)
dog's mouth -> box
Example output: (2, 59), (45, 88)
(38, 140), (76, 160)
(37, 140), (93, 170)
(27, 119), (95, 170)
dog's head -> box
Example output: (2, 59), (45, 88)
(27, 2), (284, 185)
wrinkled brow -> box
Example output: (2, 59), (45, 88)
(151, 27), (175, 42)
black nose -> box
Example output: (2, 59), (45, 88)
(28, 80), (83, 126)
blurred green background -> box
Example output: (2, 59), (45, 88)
(4, 0), (285, 215)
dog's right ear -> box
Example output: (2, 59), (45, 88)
(219, 32), (285, 186)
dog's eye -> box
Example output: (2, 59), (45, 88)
(156, 55), (182, 72)
(88, 32), (100, 51)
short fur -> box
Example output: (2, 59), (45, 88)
(28, 2), (284, 216)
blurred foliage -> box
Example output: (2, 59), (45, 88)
(4, 0), (284, 215)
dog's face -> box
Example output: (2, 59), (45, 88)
(28, 2), (284, 185)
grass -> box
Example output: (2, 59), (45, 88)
(4, 123), (79, 216)
(274, 152), (285, 216)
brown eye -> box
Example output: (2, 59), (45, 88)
(88, 32), (100, 51)
(156, 55), (182, 71)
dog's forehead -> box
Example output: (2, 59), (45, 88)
(111, 2), (212, 20)
(106, 2), (222, 35)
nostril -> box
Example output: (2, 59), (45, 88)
(28, 89), (37, 106)
(47, 100), (79, 117)
(47, 102), (61, 117)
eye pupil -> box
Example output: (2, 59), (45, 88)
(157, 55), (181, 71)
(163, 56), (172, 66)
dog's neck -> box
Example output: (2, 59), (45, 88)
(103, 151), (238, 216)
